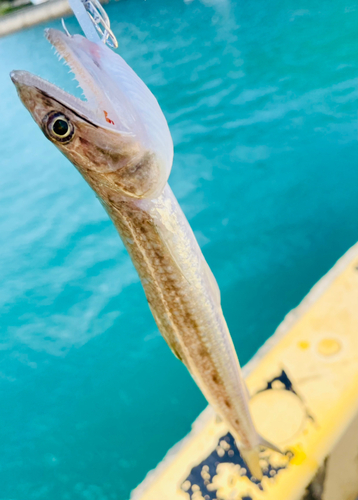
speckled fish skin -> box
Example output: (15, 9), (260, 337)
(10, 28), (279, 479)
(106, 186), (258, 452)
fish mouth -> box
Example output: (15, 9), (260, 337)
(11, 26), (174, 192)
(10, 69), (101, 126)
(11, 28), (125, 131)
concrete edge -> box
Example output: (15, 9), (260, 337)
(0, 0), (71, 37)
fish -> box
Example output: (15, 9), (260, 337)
(10, 25), (280, 480)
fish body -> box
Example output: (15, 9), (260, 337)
(105, 185), (258, 449)
(11, 27), (280, 479)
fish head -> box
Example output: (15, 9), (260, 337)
(11, 29), (173, 200)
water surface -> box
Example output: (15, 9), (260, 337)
(0, 0), (357, 498)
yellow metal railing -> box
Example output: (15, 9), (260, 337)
(131, 243), (358, 500)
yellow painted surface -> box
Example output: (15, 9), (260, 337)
(131, 244), (358, 500)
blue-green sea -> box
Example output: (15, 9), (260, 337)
(0, 0), (357, 498)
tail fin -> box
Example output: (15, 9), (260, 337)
(258, 434), (283, 454)
(240, 447), (263, 480)
(240, 436), (283, 481)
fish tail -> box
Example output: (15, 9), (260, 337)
(258, 434), (283, 454)
(240, 447), (262, 480)
(240, 436), (283, 481)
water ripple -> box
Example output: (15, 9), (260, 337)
(0, 0), (357, 498)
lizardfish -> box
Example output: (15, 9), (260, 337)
(11, 26), (279, 479)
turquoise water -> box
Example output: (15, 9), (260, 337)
(0, 0), (357, 498)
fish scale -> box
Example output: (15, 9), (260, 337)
(103, 185), (260, 453)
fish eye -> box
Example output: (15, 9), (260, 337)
(44, 111), (74, 143)
(53, 118), (69, 136)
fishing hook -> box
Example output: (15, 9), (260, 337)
(80, 0), (118, 49)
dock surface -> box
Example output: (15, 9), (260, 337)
(131, 243), (358, 500)
(0, 0), (71, 37)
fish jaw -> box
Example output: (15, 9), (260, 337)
(45, 28), (173, 192)
(11, 70), (163, 200)
(10, 27), (174, 200)
(10, 70), (99, 129)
